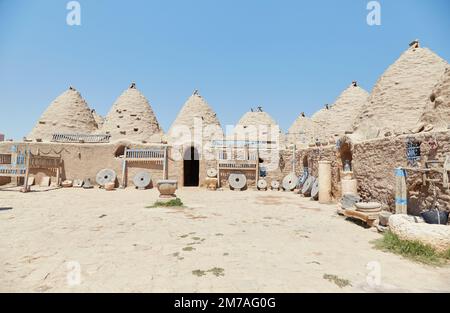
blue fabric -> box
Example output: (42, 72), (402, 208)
(395, 168), (406, 177)
(395, 198), (407, 205)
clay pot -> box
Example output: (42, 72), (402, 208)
(157, 180), (178, 198)
(104, 182), (115, 191)
(205, 177), (218, 190)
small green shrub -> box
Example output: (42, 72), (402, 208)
(146, 198), (184, 208)
(323, 274), (351, 288)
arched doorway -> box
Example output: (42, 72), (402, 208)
(302, 155), (309, 172)
(183, 146), (199, 186)
(339, 142), (353, 172)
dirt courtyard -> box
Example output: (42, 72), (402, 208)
(0, 187), (449, 293)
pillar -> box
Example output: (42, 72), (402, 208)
(395, 167), (407, 214)
(318, 160), (332, 204)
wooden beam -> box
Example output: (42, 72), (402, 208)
(23, 149), (31, 192)
(121, 147), (128, 188)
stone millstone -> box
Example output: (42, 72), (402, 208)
(73, 179), (84, 188)
(133, 171), (152, 189)
(355, 202), (382, 213)
(207, 168), (218, 178)
(229, 174), (247, 190)
(83, 178), (94, 189)
(271, 181), (280, 190)
(257, 179), (268, 190)
(96, 169), (117, 186)
(310, 178), (319, 200)
(282, 173), (298, 191)
(301, 176), (314, 196)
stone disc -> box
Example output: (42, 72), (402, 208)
(228, 173), (247, 190)
(207, 168), (218, 178)
(96, 168), (117, 186)
(73, 179), (84, 188)
(83, 178), (94, 189)
(257, 179), (268, 190)
(297, 172), (309, 188)
(311, 178), (319, 200)
(133, 171), (152, 189)
(282, 173), (298, 191)
(355, 202), (382, 213)
(271, 180), (280, 190)
(301, 176), (314, 196)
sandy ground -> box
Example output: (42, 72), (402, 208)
(0, 187), (449, 293)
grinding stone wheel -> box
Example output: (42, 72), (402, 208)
(297, 172), (309, 188)
(310, 178), (319, 200)
(96, 169), (117, 186)
(282, 173), (298, 191)
(355, 202), (382, 213)
(133, 171), (152, 189)
(228, 173), (247, 190)
(83, 178), (94, 189)
(271, 180), (280, 190)
(257, 179), (268, 190)
(207, 168), (218, 178)
(301, 176), (315, 196)
(73, 179), (84, 188)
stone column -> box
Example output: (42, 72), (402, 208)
(395, 167), (407, 214)
(318, 161), (332, 204)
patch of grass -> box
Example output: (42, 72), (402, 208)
(146, 198), (184, 208)
(323, 274), (351, 288)
(215, 233), (224, 237)
(207, 267), (225, 277)
(223, 253), (229, 256)
(182, 246), (195, 252)
(192, 270), (206, 277)
(442, 248), (450, 260)
(373, 231), (449, 266)
(192, 237), (201, 241)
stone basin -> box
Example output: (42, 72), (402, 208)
(156, 180), (178, 198)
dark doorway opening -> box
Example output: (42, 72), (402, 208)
(183, 146), (199, 187)
(339, 142), (353, 171)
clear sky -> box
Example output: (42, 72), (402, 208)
(0, 0), (449, 140)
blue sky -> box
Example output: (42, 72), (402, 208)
(0, 0), (449, 140)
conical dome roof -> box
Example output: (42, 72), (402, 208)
(311, 82), (369, 142)
(91, 109), (104, 128)
(287, 113), (318, 146)
(418, 66), (450, 131)
(28, 87), (98, 141)
(101, 83), (163, 143)
(230, 108), (282, 143)
(237, 110), (277, 127)
(168, 91), (223, 143)
(353, 44), (448, 141)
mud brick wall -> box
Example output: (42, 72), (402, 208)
(352, 130), (450, 213)
(0, 141), (167, 188)
(278, 145), (342, 200)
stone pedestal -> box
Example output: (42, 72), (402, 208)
(341, 179), (358, 195)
